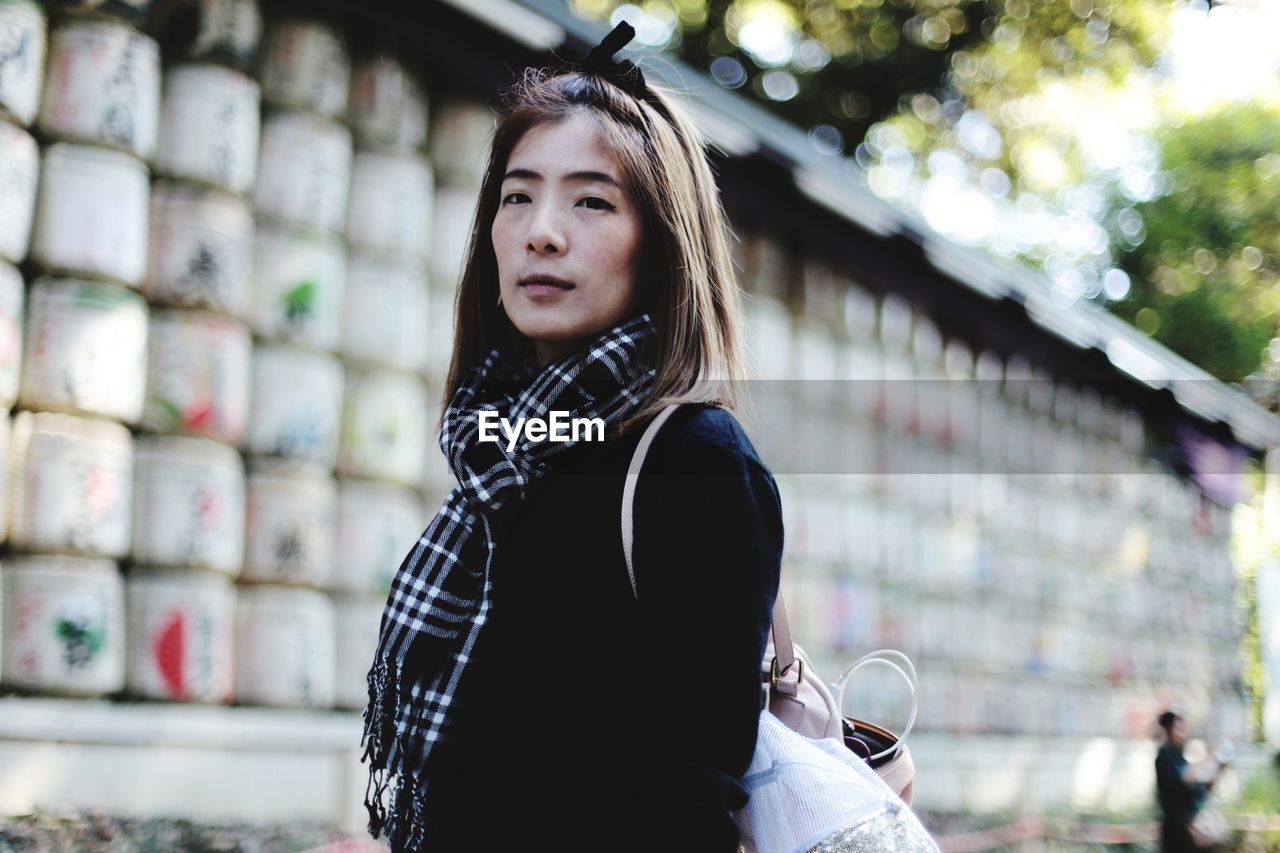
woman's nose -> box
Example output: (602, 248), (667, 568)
(526, 203), (565, 254)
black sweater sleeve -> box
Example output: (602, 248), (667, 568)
(629, 440), (785, 852)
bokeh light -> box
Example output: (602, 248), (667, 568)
(710, 55), (749, 89)
(760, 69), (800, 101)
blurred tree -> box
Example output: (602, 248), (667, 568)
(573, 1), (1280, 386)
(856, 0), (1172, 300)
(1111, 102), (1280, 383)
(569, 0), (1166, 170)
(867, 0), (1168, 186)
(570, 0), (986, 152)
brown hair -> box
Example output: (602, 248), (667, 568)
(441, 67), (748, 436)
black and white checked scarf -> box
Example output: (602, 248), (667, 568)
(362, 312), (659, 849)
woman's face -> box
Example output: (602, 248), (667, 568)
(492, 113), (646, 367)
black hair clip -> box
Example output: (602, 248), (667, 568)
(576, 20), (648, 99)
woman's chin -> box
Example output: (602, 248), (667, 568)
(508, 311), (592, 343)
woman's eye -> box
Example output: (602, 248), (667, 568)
(501, 192), (529, 205)
(579, 197), (615, 211)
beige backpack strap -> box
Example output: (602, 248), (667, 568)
(622, 403), (681, 596)
(621, 404), (793, 688)
(769, 595), (798, 696)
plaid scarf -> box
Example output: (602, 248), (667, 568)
(362, 312), (659, 849)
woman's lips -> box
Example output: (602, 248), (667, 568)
(519, 279), (574, 297)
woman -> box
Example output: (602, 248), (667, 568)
(362, 22), (784, 852)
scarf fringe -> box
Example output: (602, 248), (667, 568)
(361, 655), (405, 843)
(377, 778), (431, 851)
(363, 654), (443, 849)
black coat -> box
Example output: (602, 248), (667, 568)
(1156, 743), (1209, 852)
(418, 403), (785, 851)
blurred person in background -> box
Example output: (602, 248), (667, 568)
(360, 21), (784, 853)
(1155, 710), (1229, 851)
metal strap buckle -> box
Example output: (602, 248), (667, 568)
(769, 655), (803, 688)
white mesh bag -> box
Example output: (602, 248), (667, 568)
(734, 713), (937, 852)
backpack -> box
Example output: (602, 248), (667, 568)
(621, 403), (937, 852)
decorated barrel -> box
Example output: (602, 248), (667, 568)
(8, 412), (133, 557)
(0, 262), (23, 408)
(19, 278), (148, 422)
(242, 458), (336, 587)
(425, 286), (456, 381)
(0, 0), (46, 126)
(247, 343), (343, 467)
(145, 181), (253, 316)
(258, 19), (349, 118)
(338, 367), (428, 486)
(39, 20), (160, 160)
(156, 64), (260, 193)
(429, 184), (479, 289)
(0, 555), (125, 696)
(254, 111), (352, 234)
(0, 414), (10, 546)
(31, 143), (150, 287)
(234, 584), (334, 708)
(419, 382), (452, 499)
(341, 254), (428, 372)
(52, 0), (152, 25)
(428, 99), (495, 187)
(0, 121), (38, 264)
(132, 436), (244, 574)
(250, 226), (345, 349)
(143, 308), (250, 443)
(333, 592), (382, 710)
(150, 0), (262, 69)
(348, 54), (427, 152)
(334, 480), (424, 594)
(22, 279), (146, 421)
(345, 151), (433, 261)
(126, 567), (234, 702)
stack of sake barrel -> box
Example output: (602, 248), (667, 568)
(423, 94), (491, 417)
(0, 1), (458, 715)
(246, 17), (443, 711)
(0, 0), (264, 707)
(0, 0), (41, 692)
(130, 0), (258, 710)
(0, 0), (159, 702)
(331, 29), (439, 712)
(418, 96), (494, 516)
(743, 223), (1248, 740)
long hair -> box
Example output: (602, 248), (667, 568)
(441, 67), (748, 436)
